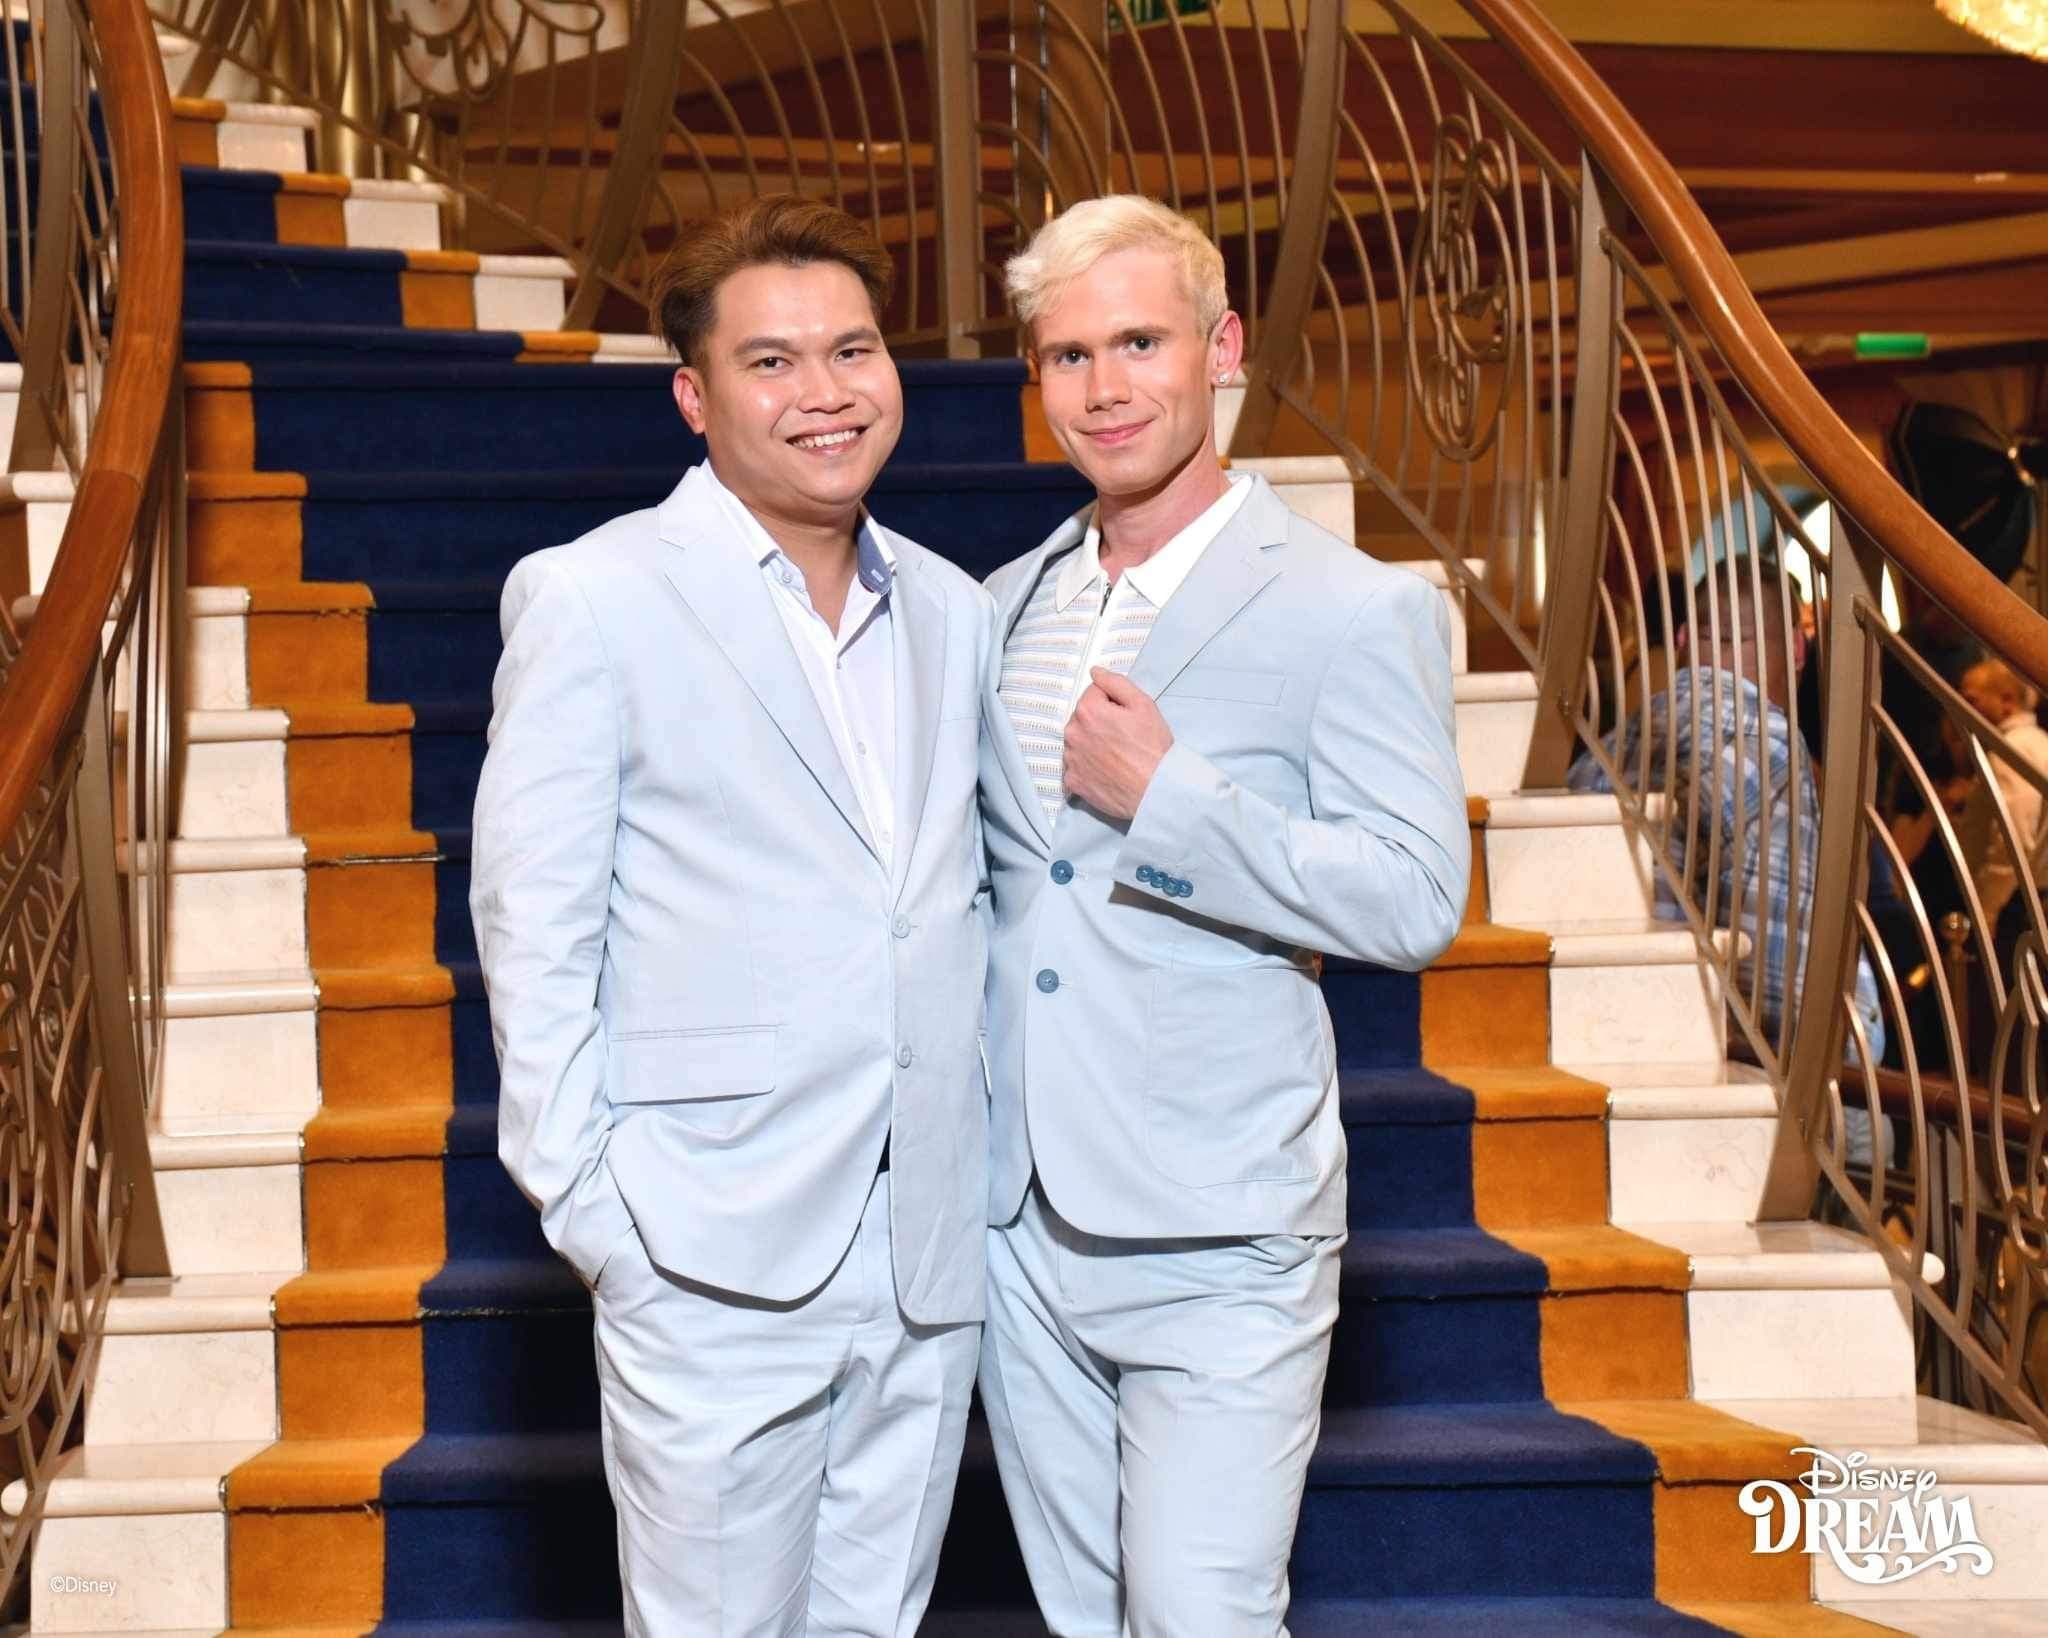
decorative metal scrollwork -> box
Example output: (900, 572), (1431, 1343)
(1, 752), (123, 1588)
(1405, 113), (1519, 463)
(376, 0), (609, 104)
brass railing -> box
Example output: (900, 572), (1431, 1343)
(131, 0), (2048, 1435)
(0, 0), (178, 1608)
(149, 0), (962, 335)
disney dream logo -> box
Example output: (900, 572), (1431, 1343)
(1739, 1447), (1994, 1586)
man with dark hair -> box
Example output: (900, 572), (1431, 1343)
(471, 195), (993, 1633)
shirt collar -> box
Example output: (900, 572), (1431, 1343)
(1052, 472), (1250, 613)
(699, 459), (896, 594)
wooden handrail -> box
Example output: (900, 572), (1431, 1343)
(1456, 0), (2048, 696)
(1840, 1063), (1991, 1137)
(0, 0), (182, 846)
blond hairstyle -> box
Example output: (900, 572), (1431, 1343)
(1004, 194), (1229, 339)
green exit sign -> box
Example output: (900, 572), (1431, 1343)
(1113, 0), (1214, 28)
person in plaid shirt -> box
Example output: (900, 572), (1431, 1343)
(1567, 559), (1889, 1165)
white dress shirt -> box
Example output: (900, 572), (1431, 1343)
(998, 473), (1250, 825)
(703, 462), (898, 866)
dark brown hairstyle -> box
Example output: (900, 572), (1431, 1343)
(650, 195), (896, 367)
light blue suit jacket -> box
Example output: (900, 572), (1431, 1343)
(473, 464), (995, 1323)
(980, 475), (1469, 1237)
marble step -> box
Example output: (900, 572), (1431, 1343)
(170, 96), (315, 172)
(146, 1126), (304, 1277)
(183, 165), (452, 252)
(167, 708), (291, 838)
(185, 239), (577, 334)
(87, 1273), (288, 1447)
(1633, 1221), (1923, 1402)
(1485, 789), (1665, 925)
(160, 835), (308, 980)
(158, 972), (318, 1132)
(1546, 920), (1732, 1072)
(1604, 1060), (1782, 1225)
(1452, 669), (1539, 797)
(0, 1440), (262, 1633)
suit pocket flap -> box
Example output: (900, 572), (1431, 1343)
(611, 1026), (777, 1103)
(1172, 665), (1285, 706)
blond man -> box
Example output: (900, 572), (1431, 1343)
(976, 195), (1468, 1634)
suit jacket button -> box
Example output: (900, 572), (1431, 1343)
(1051, 860), (1074, 885)
(1035, 968), (1060, 994)
(1136, 865), (1157, 885)
(892, 913), (911, 937)
(896, 1043), (914, 1068)
(1176, 878), (1193, 897)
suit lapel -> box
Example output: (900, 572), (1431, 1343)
(1126, 477), (1290, 699)
(985, 513), (1090, 852)
(888, 542), (946, 905)
(656, 470), (878, 861)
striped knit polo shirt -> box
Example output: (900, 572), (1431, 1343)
(999, 476), (1251, 827)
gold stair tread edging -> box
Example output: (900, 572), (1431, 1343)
(188, 468), (307, 500)
(301, 1105), (454, 1163)
(316, 965), (455, 1010)
(273, 1265), (443, 1327)
(279, 700), (415, 737)
(300, 826), (440, 865)
(1492, 1225), (1692, 1292)
(185, 361), (255, 388)
(1430, 921), (1554, 969)
(1575, 1399), (1809, 1485)
(1417, 1063), (1610, 1121)
(228, 1436), (417, 1510)
(245, 582), (376, 614)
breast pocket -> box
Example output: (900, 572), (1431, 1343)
(609, 1024), (777, 1103)
(1171, 665), (1286, 706)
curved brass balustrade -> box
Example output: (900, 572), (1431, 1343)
(975, 0), (2048, 1441)
(149, 0), (962, 336)
(0, 0), (179, 1606)
(97, 0), (2048, 1440)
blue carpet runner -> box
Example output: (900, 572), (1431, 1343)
(157, 156), (1838, 1634)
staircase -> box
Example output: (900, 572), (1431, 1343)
(8, 45), (2048, 1638)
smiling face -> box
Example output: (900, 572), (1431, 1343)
(671, 259), (903, 534)
(1031, 245), (1242, 505)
